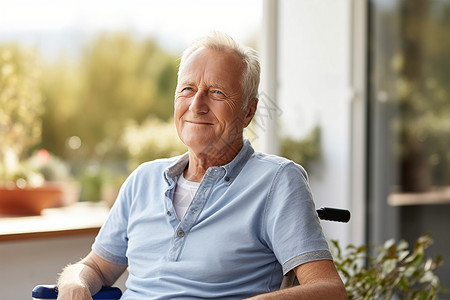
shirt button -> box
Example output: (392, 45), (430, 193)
(225, 176), (230, 182)
(167, 211), (172, 216)
(177, 230), (185, 237)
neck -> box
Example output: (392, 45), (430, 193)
(184, 139), (244, 182)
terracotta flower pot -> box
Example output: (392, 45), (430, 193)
(0, 184), (63, 216)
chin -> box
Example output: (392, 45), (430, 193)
(182, 136), (216, 151)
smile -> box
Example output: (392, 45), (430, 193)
(186, 121), (214, 125)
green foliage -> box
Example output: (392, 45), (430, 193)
(39, 32), (179, 161)
(0, 44), (44, 184)
(378, 2), (450, 190)
(78, 166), (106, 202)
(280, 126), (321, 170)
(331, 234), (445, 300)
(0, 45), (42, 158)
(121, 117), (187, 171)
(1, 33), (181, 202)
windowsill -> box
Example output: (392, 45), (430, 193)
(0, 202), (110, 242)
(388, 186), (450, 206)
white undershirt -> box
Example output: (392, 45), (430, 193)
(173, 173), (201, 219)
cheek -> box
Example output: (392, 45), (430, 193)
(220, 107), (244, 128)
(211, 101), (234, 120)
(174, 99), (188, 118)
(174, 101), (186, 133)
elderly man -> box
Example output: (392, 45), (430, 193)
(57, 32), (347, 300)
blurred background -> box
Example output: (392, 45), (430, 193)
(1, 0), (450, 298)
(0, 0), (260, 204)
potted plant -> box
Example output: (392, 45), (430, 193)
(0, 45), (67, 215)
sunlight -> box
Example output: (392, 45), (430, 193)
(0, 0), (261, 51)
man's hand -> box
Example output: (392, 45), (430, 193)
(57, 282), (92, 300)
(56, 262), (98, 300)
(56, 251), (127, 300)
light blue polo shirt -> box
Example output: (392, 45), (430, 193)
(92, 140), (332, 299)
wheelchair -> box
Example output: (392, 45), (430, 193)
(32, 207), (350, 299)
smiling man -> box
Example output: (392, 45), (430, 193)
(56, 32), (347, 300)
(174, 45), (257, 181)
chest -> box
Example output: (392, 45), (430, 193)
(125, 179), (276, 281)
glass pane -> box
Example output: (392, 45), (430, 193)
(372, 0), (450, 197)
(369, 0), (450, 285)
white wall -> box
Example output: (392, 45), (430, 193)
(277, 0), (355, 245)
(0, 235), (127, 299)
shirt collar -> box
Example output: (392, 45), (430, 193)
(165, 153), (189, 183)
(221, 139), (254, 181)
(164, 139), (254, 183)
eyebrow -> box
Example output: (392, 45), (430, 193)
(178, 81), (195, 87)
(178, 81), (228, 92)
(209, 84), (227, 91)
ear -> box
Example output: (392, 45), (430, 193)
(243, 98), (258, 128)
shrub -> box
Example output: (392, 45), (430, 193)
(331, 234), (445, 300)
(121, 118), (187, 170)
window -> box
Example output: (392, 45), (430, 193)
(368, 0), (450, 283)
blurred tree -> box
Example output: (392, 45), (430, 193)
(40, 56), (82, 159)
(40, 33), (179, 162)
(121, 117), (187, 171)
(0, 44), (43, 183)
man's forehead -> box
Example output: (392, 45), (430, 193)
(180, 47), (243, 73)
(177, 49), (243, 88)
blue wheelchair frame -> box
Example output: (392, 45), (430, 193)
(32, 285), (122, 299)
(32, 207), (350, 299)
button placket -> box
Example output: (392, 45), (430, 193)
(167, 170), (218, 261)
(164, 176), (180, 230)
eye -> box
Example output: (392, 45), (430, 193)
(182, 87), (193, 92)
(213, 90), (224, 95)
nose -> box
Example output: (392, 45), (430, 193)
(189, 90), (209, 114)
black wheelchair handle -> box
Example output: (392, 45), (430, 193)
(316, 207), (351, 223)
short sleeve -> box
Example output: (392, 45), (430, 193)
(91, 169), (136, 266)
(262, 162), (332, 275)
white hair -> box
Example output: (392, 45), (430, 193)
(178, 31), (260, 109)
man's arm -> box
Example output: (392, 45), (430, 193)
(57, 251), (127, 300)
(246, 260), (348, 300)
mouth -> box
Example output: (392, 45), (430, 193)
(186, 120), (214, 125)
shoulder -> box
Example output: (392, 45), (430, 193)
(132, 155), (182, 176)
(248, 152), (308, 180)
(137, 156), (179, 169)
(120, 155), (184, 192)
